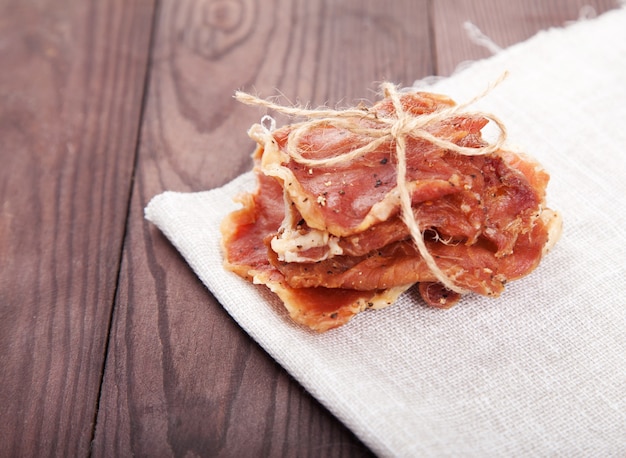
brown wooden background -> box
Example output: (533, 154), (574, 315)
(0, 0), (618, 456)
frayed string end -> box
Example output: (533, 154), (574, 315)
(463, 21), (503, 55)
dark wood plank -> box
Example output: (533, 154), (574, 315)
(433, 0), (618, 76)
(93, 0), (432, 456)
(0, 0), (155, 456)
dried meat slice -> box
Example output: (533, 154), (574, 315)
(221, 170), (284, 279)
(270, 211), (554, 297)
(269, 148), (549, 264)
(251, 92), (489, 238)
(255, 269), (410, 332)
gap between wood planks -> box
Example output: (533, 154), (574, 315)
(88, 1), (162, 455)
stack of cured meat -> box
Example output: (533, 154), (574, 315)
(221, 86), (561, 332)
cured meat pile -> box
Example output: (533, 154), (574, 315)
(221, 85), (562, 332)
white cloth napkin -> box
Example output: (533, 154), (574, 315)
(146, 8), (626, 457)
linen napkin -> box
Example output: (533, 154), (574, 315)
(146, 7), (626, 457)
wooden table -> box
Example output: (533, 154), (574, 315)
(1, 1), (617, 456)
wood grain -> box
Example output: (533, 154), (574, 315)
(0, 0), (154, 456)
(93, 0), (432, 456)
(433, 0), (618, 75)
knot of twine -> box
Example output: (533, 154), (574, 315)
(235, 75), (508, 295)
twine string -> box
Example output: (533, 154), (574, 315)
(235, 76), (508, 294)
